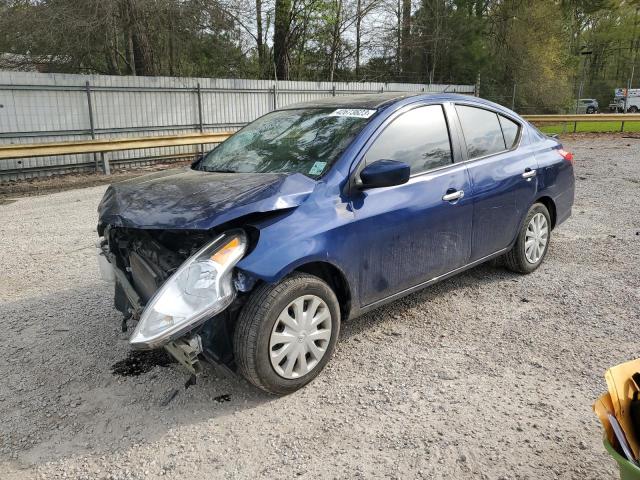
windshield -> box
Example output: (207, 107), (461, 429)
(199, 108), (375, 178)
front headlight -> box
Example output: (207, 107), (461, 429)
(129, 230), (248, 349)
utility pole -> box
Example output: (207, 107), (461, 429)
(575, 46), (593, 115)
(574, 46), (592, 132)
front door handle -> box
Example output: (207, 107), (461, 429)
(522, 168), (537, 179)
(442, 190), (464, 202)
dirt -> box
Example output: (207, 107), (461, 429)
(0, 135), (638, 479)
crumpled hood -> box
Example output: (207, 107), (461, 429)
(97, 168), (317, 230)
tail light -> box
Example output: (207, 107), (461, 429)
(558, 149), (574, 165)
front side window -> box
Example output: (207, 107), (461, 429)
(199, 108), (374, 178)
(455, 105), (506, 159)
(364, 105), (453, 175)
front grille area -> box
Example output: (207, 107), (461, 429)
(129, 251), (162, 303)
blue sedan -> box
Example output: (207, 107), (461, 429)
(97, 93), (575, 394)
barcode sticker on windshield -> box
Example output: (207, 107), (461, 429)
(329, 108), (376, 118)
(309, 161), (326, 175)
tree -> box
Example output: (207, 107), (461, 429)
(256, 0), (265, 72)
(355, 0), (363, 76)
(274, 0), (292, 79)
(328, 0), (343, 81)
(1, 0), (637, 113)
(400, 0), (410, 77)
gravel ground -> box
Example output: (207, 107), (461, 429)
(0, 135), (638, 479)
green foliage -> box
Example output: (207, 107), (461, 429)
(480, 0), (574, 113)
(0, 0), (638, 113)
(0, 0), (253, 76)
(576, 1), (640, 109)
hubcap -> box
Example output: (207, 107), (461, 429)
(269, 295), (332, 379)
(525, 212), (549, 264)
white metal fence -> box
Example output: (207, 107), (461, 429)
(0, 72), (475, 181)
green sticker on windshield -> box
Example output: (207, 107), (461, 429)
(309, 161), (327, 176)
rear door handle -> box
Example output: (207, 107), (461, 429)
(442, 190), (464, 202)
(522, 169), (537, 179)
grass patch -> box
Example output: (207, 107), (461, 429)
(539, 121), (640, 134)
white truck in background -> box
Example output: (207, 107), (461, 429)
(610, 88), (640, 113)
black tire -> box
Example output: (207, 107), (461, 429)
(629, 106), (639, 113)
(233, 272), (341, 395)
(586, 106), (595, 114)
(502, 203), (551, 274)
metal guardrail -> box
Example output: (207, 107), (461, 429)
(0, 132), (232, 159)
(1, 114), (639, 175)
(0, 132), (233, 174)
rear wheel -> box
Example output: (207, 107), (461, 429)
(233, 273), (340, 395)
(629, 106), (639, 113)
(502, 203), (551, 274)
(586, 106), (595, 114)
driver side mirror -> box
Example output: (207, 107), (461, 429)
(359, 160), (410, 189)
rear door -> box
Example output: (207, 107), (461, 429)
(351, 103), (473, 306)
(452, 104), (538, 261)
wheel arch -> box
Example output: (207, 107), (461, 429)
(292, 261), (352, 321)
(535, 195), (557, 229)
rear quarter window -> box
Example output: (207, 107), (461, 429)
(498, 115), (520, 149)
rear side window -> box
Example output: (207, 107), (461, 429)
(455, 105), (506, 159)
(499, 115), (520, 149)
(365, 104), (452, 175)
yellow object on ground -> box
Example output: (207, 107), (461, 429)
(594, 391), (616, 445)
(605, 359), (640, 459)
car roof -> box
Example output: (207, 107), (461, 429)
(281, 93), (418, 110)
(280, 92), (506, 111)
(278, 92), (523, 121)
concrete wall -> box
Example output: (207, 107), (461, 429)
(0, 72), (475, 181)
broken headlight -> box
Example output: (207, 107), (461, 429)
(129, 230), (247, 349)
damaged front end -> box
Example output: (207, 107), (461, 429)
(97, 225), (252, 375)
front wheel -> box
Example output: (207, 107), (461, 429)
(502, 203), (551, 274)
(233, 273), (341, 395)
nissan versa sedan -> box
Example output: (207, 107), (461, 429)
(97, 93), (575, 394)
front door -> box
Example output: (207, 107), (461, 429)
(350, 104), (473, 307)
